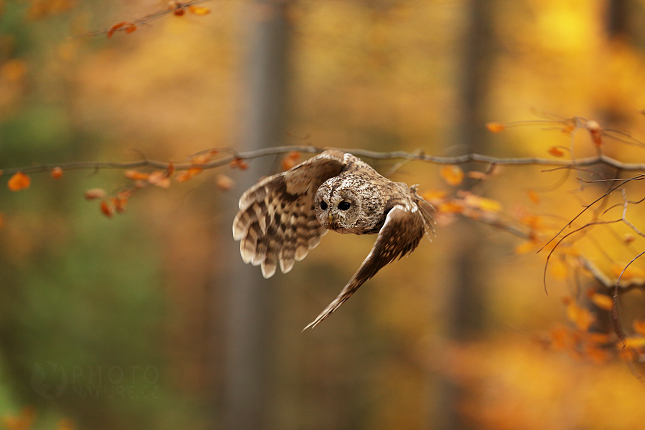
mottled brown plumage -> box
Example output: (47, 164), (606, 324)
(232, 150), (434, 329)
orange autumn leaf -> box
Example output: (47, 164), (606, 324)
(633, 320), (645, 336)
(188, 5), (210, 15)
(216, 174), (234, 191)
(176, 167), (203, 183)
(100, 200), (113, 218)
(565, 299), (595, 331)
(107, 22), (128, 38)
(230, 158), (249, 170)
(486, 122), (505, 133)
(421, 190), (446, 203)
(111, 195), (128, 214)
(84, 188), (106, 200)
(191, 153), (213, 165)
(281, 151), (301, 171)
(125, 170), (150, 181)
(166, 162), (175, 178)
(547, 146), (565, 157)
(528, 190), (540, 204)
(8, 172), (31, 191)
(586, 332), (611, 344)
(590, 293), (613, 311)
(51, 167), (63, 179)
(147, 171), (171, 188)
(437, 200), (463, 214)
(440, 165), (464, 186)
(125, 24), (137, 33)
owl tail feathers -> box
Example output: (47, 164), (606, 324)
(302, 295), (348, 331)
(302, 283), (358, 331)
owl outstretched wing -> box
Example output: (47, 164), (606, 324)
(303, 201), (433, 330)
(232, 150), (349, 278)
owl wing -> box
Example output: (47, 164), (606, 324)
(303, 203), (430, 330)
(232, 150), (349, 278)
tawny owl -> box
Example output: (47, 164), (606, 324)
(232, 150), (434, 329)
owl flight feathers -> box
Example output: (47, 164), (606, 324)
(232, 150), (434, 329)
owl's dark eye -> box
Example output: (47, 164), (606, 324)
(338, 201), (351, 211)
(320, 200), (328, 210)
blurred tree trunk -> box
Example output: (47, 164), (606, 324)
(213, 2), (291, 430)
(433, 1), (495, 429)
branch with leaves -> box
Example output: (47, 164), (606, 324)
(3, 115), (645, 366)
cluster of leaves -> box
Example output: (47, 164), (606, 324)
(84, 0), (212, 38)
(415, 116), (645, 368)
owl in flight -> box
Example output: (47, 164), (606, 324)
(232, 150), (434, 329)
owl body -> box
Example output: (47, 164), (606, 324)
(232, 150), (434, 329)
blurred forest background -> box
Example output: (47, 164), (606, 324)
(2, 0), (645, 429)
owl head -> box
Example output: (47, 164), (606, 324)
(314, 177), (362, 232)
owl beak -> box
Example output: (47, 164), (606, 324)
(328, 213), (336, 227)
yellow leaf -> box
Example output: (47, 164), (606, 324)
(590, 293), (613, 311)
(565, 300), (595, 331)
(610, 263), (644, 280)
(188, 5), (210, 15)
(463, 194), (502, 212)
(437, 201), (463, 214)
(514, 241), (536, 255)
(623, 336), (645, 349)
(550, 259), (567, 280)
(7, 172), (30, 191)
(440, 165), (464, 186)
(421, 190), (446, 202)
